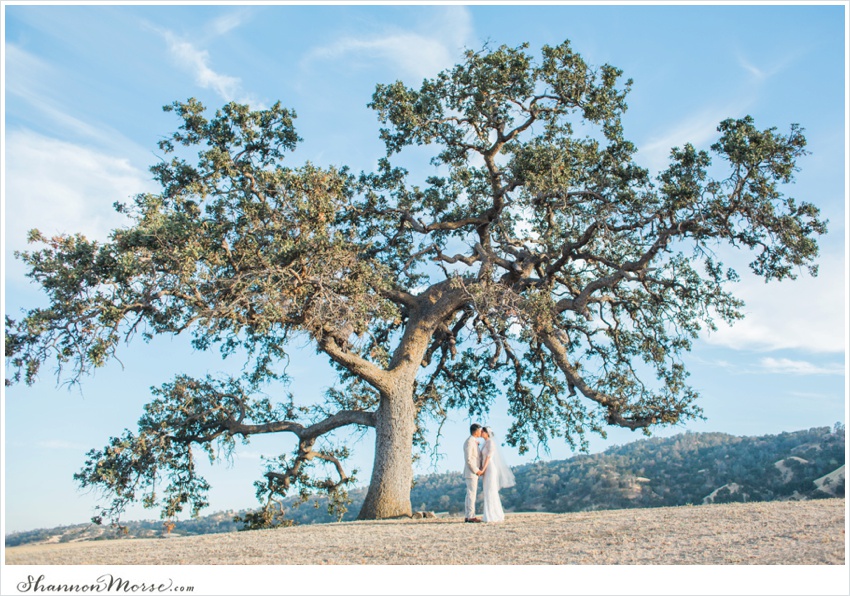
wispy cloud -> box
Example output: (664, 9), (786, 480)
(37, 439), (88, 451)
(143, 13), (259, 105)
(641, 45), (800, 175)
(4, 42), (53, 99)
(302, 6), (475, 81)
(306, 34), (454, 81)
(738, 55), (767, 80)
(700, 358), (737, 371)
(788, 390), (841, 400)
(5, 44), (149, 157)
(736, 50), (800, 83)
(206, 10), (251, 38)
(703, 250), (845, 354)
(694, 355), (844, 377)
(161, 30), (245, 102)
(638, 104), (751, 174)
(758, 357), (844, 376)
(4, 130), (151, 285)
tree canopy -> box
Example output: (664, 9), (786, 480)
(5, 40), (826, 526)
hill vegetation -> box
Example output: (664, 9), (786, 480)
(419, 424), (845, 516)
(6, 425), (844, 546)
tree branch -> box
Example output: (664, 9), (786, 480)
(228, 408), (376, 438)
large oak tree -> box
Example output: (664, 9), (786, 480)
(5, 41), (826, 526)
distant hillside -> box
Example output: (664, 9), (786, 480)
(411, 424), (845, 516)
(4, 510), (244, 547)
(5, 425), (844, 546)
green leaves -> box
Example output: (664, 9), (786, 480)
(363, 40), (825, 450)
(695, 117), (825, 280)
(713, 116), (807, 183)
(370, 40), (632, 170)
(75, 373), (361, 528)
(161, 99), (300, 162)
(659, 143), (712, 212)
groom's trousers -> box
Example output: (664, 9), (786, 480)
(464, 476), (479, 519)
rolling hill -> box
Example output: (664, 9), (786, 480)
(5, 424), (844, 546)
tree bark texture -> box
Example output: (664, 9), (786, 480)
(357, 385), (417, 519)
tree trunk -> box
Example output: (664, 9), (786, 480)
(357, 385), (416, 519)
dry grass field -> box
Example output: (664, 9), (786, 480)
(5, 498), (845, 565)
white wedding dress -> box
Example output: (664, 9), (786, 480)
(480, 437), (516, 523)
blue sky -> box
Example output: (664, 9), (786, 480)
(2, 0), (847, 567)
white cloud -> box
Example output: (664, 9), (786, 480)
(758, 357), (844, 376)
(37, 439), (88, 451)
(137, 13), (258, 104)
(162, 31), (244, 102)
(638, 104), (750, 175)
(691, 355), (844, 377)
(736, 50), (800, 83)
(737, 55), (766, 80)
(4, 44), (150, 158)
(703, 249), (846, 354)
(434, 5), (474, 51)
(303, 6), (475, 81)
(308, 34), (454, 81)
(640, 45), (802, 176)
(4, 130), (152, 284)
(4, 42), (53, 99)
(788, 390), (841, 400)
(206, 11), (250, 38)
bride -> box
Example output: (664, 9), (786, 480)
(479, 426), (516, 523)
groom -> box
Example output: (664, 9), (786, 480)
(462, 423), (484, 523)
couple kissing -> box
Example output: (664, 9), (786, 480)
(462, 424), (516, 523)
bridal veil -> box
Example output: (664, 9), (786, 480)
(483, 429), (516, 489)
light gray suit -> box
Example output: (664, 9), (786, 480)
(463, 435), (482, 519)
